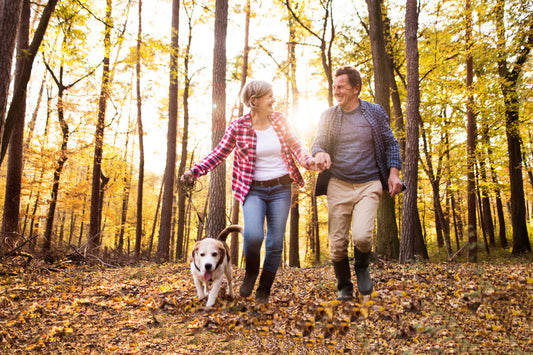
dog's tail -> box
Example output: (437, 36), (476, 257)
(216, 225), (243, 242)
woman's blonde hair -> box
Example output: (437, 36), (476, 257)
(241, 80), (273, 108)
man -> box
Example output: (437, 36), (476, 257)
(312, 65), (403, 300)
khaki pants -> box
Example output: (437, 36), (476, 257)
(327, 177), (383, 261)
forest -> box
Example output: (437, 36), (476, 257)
(0, 0), (532, 353)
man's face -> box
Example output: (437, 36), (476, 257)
(333, 74), (359, 110)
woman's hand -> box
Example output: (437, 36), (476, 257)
(307, 157), (319, 171)
(180, 170), (196, 186)
(314, 152), (331, 172)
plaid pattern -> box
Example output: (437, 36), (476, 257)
(311, 100), (402, 190)
(191, 111), (312, 204)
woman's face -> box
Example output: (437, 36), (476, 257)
(252, 89), (275, 115)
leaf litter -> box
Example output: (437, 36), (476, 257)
(1, 259), (532, 354)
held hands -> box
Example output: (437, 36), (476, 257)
(314, 152), (331, 172)
(307, 157), (318, 171)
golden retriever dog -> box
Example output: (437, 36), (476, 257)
(189, 225), (243, 307)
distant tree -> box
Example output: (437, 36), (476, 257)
(88, 0), (113, 253)
(156, 0), (180, 263)
(288, 12), (300, 268)
(41, 2), (95, 254)
(285, 0), (335, 106)
(176, 1), (195, 261)
(465, 0), (477, 262)
(134, 0), (144, 259)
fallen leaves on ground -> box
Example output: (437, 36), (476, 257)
(1, 259), (532, 354)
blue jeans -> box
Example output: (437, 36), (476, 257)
(242, 183), (292, 273)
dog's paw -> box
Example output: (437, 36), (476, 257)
(198, 293), (208, 300)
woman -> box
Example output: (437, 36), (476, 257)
(181, 80), (316, 303)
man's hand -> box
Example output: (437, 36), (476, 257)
(388, 167), (403, 197)
(314, 152), (331, 172)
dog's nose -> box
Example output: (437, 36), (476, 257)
(205, 263), (212, 270)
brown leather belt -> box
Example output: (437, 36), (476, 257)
(252, 174), (293, 187)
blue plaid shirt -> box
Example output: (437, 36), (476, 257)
(311, 100), (402, 191)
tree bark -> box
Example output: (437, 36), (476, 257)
(205, 0), (228, 238)
(0, 0), (23, 137)
(134, 0), (144, 260)
(0, 0), (28, 253)
(88, 0), (112, 253)
(366, 0), (401, 260)
(176, 3), (194, 262)
(465, 0), (478, 262)
(156, 0), (179, 262)
(230, 0), (250, 265)
(399, 0), (420, 263)
(42, 66), (70, 254)
(1, 0), (59, 164)
(495, 0), (532, 255)
(288, 13), (300, 268)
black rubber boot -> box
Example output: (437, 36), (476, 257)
(255, 269), (276, 304)
(354, 247), (373, 295)
(239, 257), (260, 297)
(332, 258), (353, 301)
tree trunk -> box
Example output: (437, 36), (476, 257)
(176, 4), (193, 262)
(288, 186), (300, 267)
(465, 0), (477, 262)
(0, 0), (23, 137)
(0, 0), (28, 253)
(0, 0), (59, 165)
(420, 127), (451, 258)
(88, 0), (112, 253)
(148, 174), (164, 259)
(383, 10), (405, 161)
(156, 0), (179, 263)
(478, 156), (495, 246)
(134, 0), (144, 260)
(489, 162), (507, 248)
(229, 0), (250, 265)
(366, 0), (401, 260)
(495, 0), (532, 255)
(288, 13), (300, 268)
(206, 0), (228, 238)
(117, 167), (132, 255)
(42, 78), (69, 254)
(285, 0), (335, 106)
(399, 0), (420, 263)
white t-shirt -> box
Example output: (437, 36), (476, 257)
(253, 126), (289, 181)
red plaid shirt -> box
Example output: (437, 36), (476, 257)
(191, 111), (313, 204)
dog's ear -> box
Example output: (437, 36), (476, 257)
(190, 242), (200, 263)
(223, 243), (231, 264)
(215, 244), (226, 269)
